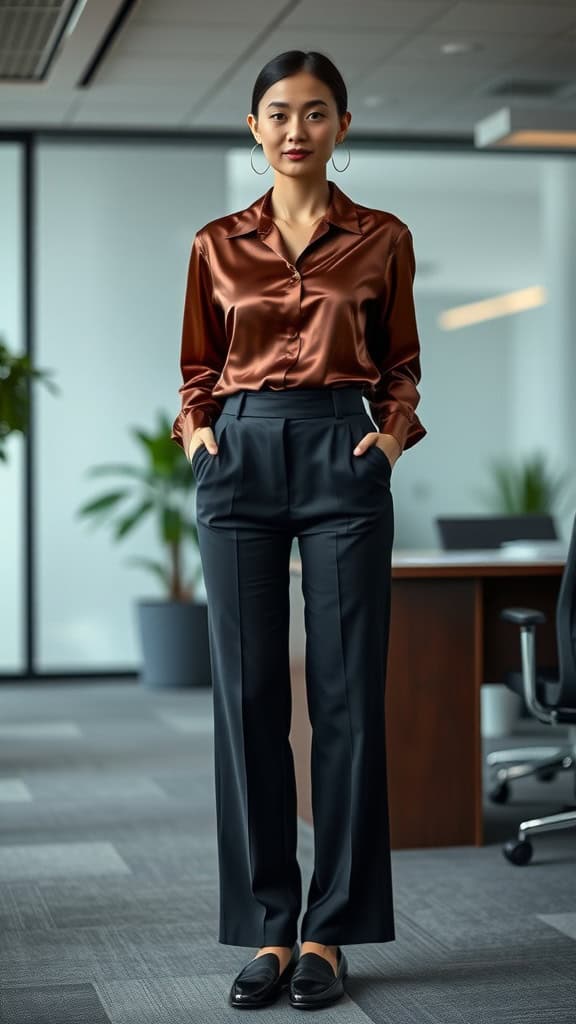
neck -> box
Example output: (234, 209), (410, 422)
(270, 177), (331, 225)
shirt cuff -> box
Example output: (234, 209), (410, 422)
(378, 410), (427, 453)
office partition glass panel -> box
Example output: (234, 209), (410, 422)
(0, 143), (24, 673)
(35, 142), (226, 670)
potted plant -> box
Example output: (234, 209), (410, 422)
(76, 411), (211, 688)
(473, 450), (571, 515)
(0, 334), (59, 462)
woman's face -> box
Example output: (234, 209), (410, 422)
(247, 71), (350, 179)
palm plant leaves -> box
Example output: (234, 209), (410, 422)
(0, 337), (59, 461)
(124, 557), (170, 588)
(76, 410), (201, 600)
(115, 498), (156, 540)
(1, 332), (202, 601)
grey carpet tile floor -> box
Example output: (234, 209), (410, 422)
(0, 681), (575, 1024)
(0, 983), (112, 1024)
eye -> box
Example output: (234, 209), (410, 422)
(269, 111), (325, 120)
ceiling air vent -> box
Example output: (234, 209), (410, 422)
(0, 0), (79, 82)
(486, 78), (573, 99)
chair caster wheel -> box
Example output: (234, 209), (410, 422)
(503, 839), (533, 865)
(489, 781), (510, 804)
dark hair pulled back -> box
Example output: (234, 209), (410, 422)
(250, 50), (348, 120)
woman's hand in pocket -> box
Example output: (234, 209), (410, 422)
(188, 426), (218, 463)
(353, 431), (401, 470)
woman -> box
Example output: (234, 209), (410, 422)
(171, 50), (426, 1011)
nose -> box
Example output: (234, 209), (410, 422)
(286, 128), (307, 144)
(286, 116), (308, 139)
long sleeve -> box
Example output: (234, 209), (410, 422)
(364, 225), (426, 452)
(170, 233), (229, 457)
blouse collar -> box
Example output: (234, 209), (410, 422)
(224, 179), (363, 239)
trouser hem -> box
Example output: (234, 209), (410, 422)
(300, 930), (396, 945)
(218, 934), (299, 947)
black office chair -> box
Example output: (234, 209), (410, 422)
(487, 510), (576, 865)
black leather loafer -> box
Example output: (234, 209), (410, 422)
(228, 943), (299, 1009)
(289, 947), (348, 1009)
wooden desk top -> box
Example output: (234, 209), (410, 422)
(289, 549), (566, 580)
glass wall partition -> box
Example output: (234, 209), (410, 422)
(0, 143), (24, 674)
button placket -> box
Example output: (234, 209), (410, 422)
(281, 260), (302, 372)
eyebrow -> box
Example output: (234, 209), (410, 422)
(265, 99), (329, 109)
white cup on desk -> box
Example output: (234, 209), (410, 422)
(481, 684), (522, 738)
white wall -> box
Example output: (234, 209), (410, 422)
(510, 302), (576, 545)
(390, 291), (514, 549)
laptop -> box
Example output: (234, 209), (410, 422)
(436, 515), (558, 551)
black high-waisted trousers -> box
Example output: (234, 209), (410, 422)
(191, 385), (396, 947)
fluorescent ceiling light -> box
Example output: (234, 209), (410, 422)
(65, 0), (89, 38)
(439, 286), (547, 330)
(475, 107), (576, 150)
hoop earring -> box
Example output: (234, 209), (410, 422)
(250, 142), (270, 175)
(331, 141), (351, 172)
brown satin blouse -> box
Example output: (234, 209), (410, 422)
(171, 179), (426, 458)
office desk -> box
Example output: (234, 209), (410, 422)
(288, 551), (565, 849)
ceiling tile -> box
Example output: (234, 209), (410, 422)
(96, 54), (228, 87)
(283, 1), (454, 29)
(235, 27), (409, 77)
(114, 24), (255, 57)
(426, 1), (576, 33)
(0, 0), (571, 138)
(136, 0), (290, 25)
(384, 31), (549, 68)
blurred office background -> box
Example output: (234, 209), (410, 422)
(2, 3), (576, 677)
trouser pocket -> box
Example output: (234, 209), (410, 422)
(193, 415), (239, 525)
(190, 415), (230, 477)
(347, 414), (392, 481)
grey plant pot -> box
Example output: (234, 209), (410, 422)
(136, 599), (212, 688)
